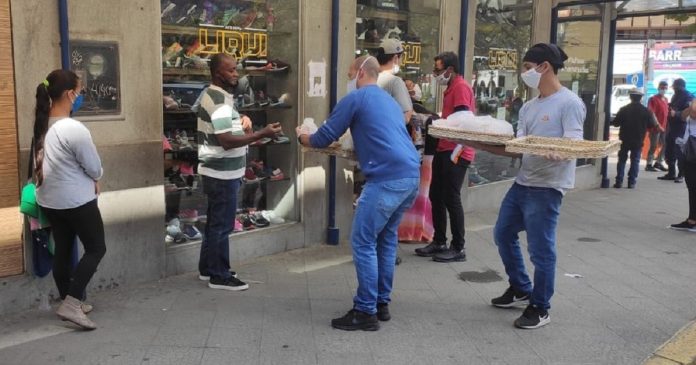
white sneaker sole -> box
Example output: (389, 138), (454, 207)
(668, 226), (695, 231)
(208, 282), (249, 291)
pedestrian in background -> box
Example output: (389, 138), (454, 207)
(646, 81), (669, 172)
(612, 88), (662, 189)
(659, 78), (693, 183)
(34, 70), (105, 330)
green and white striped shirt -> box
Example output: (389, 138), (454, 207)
(197, 85), (246, 180)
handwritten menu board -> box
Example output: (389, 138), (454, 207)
(70, 41), (121, 117)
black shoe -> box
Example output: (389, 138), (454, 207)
(376, 303), (391, 322)
(331, 309), (379, 331)
(432, 248), (466, 263)
(658, 174), (676, 180)
(669, 220), (696, 231)
(613, 182), (622, 188)
(491, 286), (530, 308)
(645, 166), (658, 172)
(415, 242), (447, 257)
(395, 256), (402, 266)
(675, 176), (684, 183)
(654, 163), (668, 172)
(208, 276), (249, 291)
(627, 182), (635, 189)
(514, 305), (550, 329)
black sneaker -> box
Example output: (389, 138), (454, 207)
(675, 176), (684, 183)
(514, 305), (550, 329)
(645, 165), (658, 172)
(669, 220), (696, 231)
(376, 303), (391, 322)
(415, 242), (447, 257)
(432, 248), (466, 263)
(331, 309), (379, 331)
(654, 163), (668, 172)
(208, 276), (249, 291)
(491, 286), (530, 308)
(198, 271), (238, 281)
(613, 182), (622, 188)
(627, 182), (635, 189)
(658, 174), (676, 181)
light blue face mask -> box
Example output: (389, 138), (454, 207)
(71, 92), (84, 114)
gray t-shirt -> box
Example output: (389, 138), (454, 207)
(36, 117), (103, 209)
(377, 71), (412, 118)
(515, 87), (586, 194)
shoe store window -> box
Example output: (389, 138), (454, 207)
(471, 0), (532, 186)
(356, 0), (441, 113)
(161, 0), (298, 245)
(557, 5), (602, 167)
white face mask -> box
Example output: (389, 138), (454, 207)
(392, 64), (401, 74)
(346, 78), (357, 93)
(521, 67), (542, 89)
(434, 70), (451, 86)
(659, 89), (667, 96)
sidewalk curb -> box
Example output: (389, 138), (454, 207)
(643, 320), (696, 365)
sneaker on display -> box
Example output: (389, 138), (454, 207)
(179, 209), (199, 223)
(270, 93), (291, 108)
(273, 134), (290, 144)
(208, 276), (249, 291)
(239, 214), (257, 230)
(233, 218), (244, 232)
(269, 168), (285, 181)
(165, 233), (187, 244)
(261, 210), (285, 224)
(514, 305), (550, 329)
(182, 224), (202, 240)
(253, 213), (271, 228)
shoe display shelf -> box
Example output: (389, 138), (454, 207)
(161, 3), (298, 245)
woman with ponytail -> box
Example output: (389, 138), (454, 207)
(33, 69), (105, 330)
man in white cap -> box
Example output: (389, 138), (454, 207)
(612, 88), (663, 188)
(374, 38), (413, 124)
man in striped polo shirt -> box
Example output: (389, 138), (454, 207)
(197, 53), (282, 291)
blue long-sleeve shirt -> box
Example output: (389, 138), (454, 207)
(310, 85), (420, 182)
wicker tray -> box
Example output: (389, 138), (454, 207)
(302, 146), (357, 161)
(428, 125), (514, 145)
(504, 136), (622, 158)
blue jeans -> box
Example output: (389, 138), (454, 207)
(351, 177), (419, 314)
(616, 145), (642, 185)
(494, 183), (563, 310)
(199, 175), (241, 280)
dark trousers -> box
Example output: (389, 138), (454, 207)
(616, 145), (642, 185)
(429, 151), (469, 250)
(684, 161), (696, 220)
(666, 123), (686, 177)
(199, 176), (240, 280)
(42, 199), (106, 300)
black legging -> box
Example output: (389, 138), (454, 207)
(42, 199), (106, 299)
(684, 161), (696, 220)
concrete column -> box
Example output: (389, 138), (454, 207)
(532, 0), (554, 45)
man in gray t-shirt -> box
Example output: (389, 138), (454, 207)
(375, 38), (413, 124)
(470, 43), (585, 330)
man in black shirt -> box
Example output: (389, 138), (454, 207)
(612, 88), (663, 188)
(659, 78), (694, 183)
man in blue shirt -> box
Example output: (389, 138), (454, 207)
(297, 55), (420, 331)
